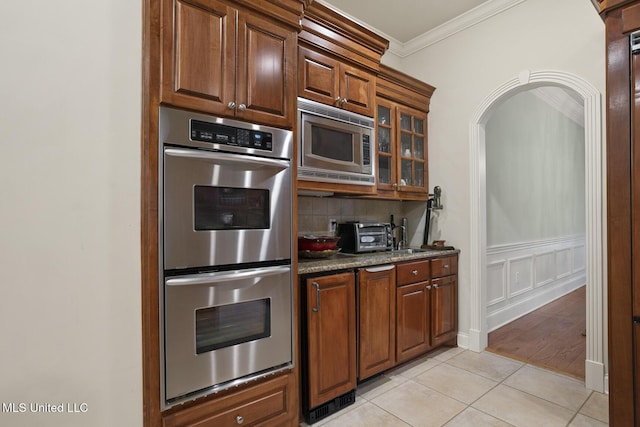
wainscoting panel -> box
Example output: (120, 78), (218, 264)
(486, 235), (586, 331)
(487, 260), (507, 305)
(509, 255), (533, 297)
(534, 251), (555, 287)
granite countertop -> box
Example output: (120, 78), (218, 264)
(297, 248), (460, 275)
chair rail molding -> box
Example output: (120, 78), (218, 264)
(468, 69), (606, 393)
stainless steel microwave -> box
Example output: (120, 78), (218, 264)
(298, 98), (375, 186)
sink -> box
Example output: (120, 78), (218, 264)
(390, 248), (430, 254)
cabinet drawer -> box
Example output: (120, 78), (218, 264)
(431, 256), (457, 278)
(397, 260), (430, 286)
(163, 374), (291, 427)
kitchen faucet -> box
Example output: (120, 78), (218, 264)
(390, 215), (408, 250)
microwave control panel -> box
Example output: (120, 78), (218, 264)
(190, 119), (273, 151)
(362, 134), (371, 167)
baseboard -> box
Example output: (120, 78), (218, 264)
(585, 359), (605, 393)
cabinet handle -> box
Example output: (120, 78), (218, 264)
(393, 183), (398, 189)
(411, 270), (419, 276)
(365, 264), (395, 273)
(236, 415), (244, 424)
(311, 281), (321, 312)
(335, 96), (342, 104)
(227, 101), (236, 110)
(238, 103), (246, 112)
(433, 283), (439, 289)
(341, 98), (348, 105)
(426, 285), (432, 290)
(443, 264), (449, 269)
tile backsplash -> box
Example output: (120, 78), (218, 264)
(297, 196), (430, 247)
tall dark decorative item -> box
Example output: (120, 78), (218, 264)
(422, 186), (445, 248)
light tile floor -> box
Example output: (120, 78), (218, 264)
(301, 348), (608, 427)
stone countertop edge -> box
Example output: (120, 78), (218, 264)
(297, 249), (460, 275)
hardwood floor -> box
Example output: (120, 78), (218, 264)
(486, 286), (586, 380)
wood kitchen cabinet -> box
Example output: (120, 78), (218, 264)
(395, 255), (458, 363)
(376, 65), (436, 200)
(298, 45), (376, 117)
(357, 265), (396, 380)
(302, 272), (357, 413)
(396, 259), (432, 363)
(298, 2), (388, 119)
(161, 0), (298, 128)
(162, 373), (296, 427)
(596, 2), (640, 424)
(431, 256), (458, 347)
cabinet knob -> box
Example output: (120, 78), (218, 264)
(412, 270), (418, 276)
(335, 96), (342, 104)
(227, 101), (236, 110)
(238, 103), (246, 112)
(236, 415), (244, 424)
(433, 284), (439, 289)
(341, 98), (348, 105)
(426, 285), (432, 290)
(393, 183), (398, 189)
(443, 264), (449, 269)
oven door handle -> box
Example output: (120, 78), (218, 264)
(165, 266), (290, 287)
(164, 148), (290, 170)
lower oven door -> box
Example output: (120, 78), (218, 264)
(163, 265), (293, 404)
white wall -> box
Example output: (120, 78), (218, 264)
(0, 1), (142, 426)
(396, 0), (605, 344)
(486, 90), (586, 246)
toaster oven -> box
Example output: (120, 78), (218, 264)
(337, 221), (393, 253)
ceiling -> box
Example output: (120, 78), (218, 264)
(316, 0), (526, 57)
(317, 0), (489, 44)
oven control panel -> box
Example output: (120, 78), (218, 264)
(190, 119), (273, 151)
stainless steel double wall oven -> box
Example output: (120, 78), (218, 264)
(159, 107), (294, 408)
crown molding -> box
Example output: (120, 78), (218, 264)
(396, 0), (526, 57)
(317, 0), (527, 58)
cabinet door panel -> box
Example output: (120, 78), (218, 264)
(306, 273), (356, 409)
(358, 267), (396, 380)
(396, 282), (430, 363)
(431, 276), (457, 347)
(376, 101), (396, 190)
(162, 0), (235, 114)
(396, 105), (428, 193)
(237, 13), (296, 128)
(340, 64), (375, 116)
(298, 46), (340, 106)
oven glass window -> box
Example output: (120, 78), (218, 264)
(195, 298), (271, 354)
(194, 186), (270, 230)
(311, 125), (354, 162)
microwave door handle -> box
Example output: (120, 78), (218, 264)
(164, 148), (290, 170)
(165, 266), (290, 288)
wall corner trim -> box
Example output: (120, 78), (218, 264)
(468, 70), (605, 390)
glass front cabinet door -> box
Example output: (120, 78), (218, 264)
(376, 102), (428, 197)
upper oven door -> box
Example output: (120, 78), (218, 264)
(163, 147), (292, 270)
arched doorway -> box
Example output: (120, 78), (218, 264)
(467, 70), (606, 392)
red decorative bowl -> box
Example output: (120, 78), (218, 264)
(298, 235), (340, 251)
